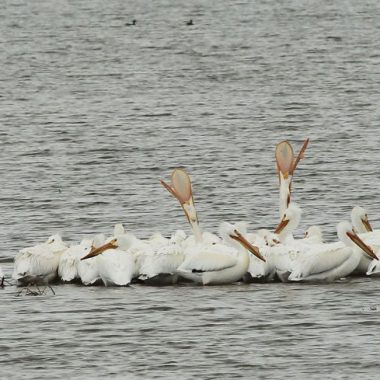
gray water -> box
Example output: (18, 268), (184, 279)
(1, 0), (380, 378)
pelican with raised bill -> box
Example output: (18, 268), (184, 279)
(161, 168), (204, 242)
(275, 138), (309, 218)
(13, 235), (68, 286)
(161, 168), (265, 284)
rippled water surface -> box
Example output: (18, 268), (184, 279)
(1, 0), (380, 378)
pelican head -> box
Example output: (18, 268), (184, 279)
(219, 222), (266, 262)
(81, 237), (118, 260)
(113, 223), (126, 237)
(337, 221), (378, 260)
(351, 206), (373, 233)
(46, 234), (67, 253)
(170, 229), (187, 243)
(275, 139), (309, 179)
(304, 225), (322, 238)
(274, 202), (302, 240)
(256, 229), (280, 246)
(161, 168), (201, 241)
(234, 221), (249, 235)
(303, 225), (324, 243)
(276, 139), (309, 214)
(46, 234), (60, 244)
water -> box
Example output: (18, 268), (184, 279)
(1, 0), (380, 378)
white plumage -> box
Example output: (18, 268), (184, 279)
(96, 247), (135, 286)
(177, 222), (264, 285)
(58, 238), (93, 282)
(288, 222), (378, 282)
(13, 235), (68, 285)
(139, 230), (186, 285)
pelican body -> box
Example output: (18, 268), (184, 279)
(177, 222), (265, 285)
(288, 222), (378, 282)
(139, 230), (187, 285)
(58, 238), (93, 283)
(13, 235), (68, 285)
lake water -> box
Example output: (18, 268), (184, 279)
(1, 0), (380, 378)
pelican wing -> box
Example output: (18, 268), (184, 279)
(140, 246), (184, 278)
(77, 258), (100, 285)
(290, 245), (353, 280)
(58, 251), (79, 282)
(179, 251), (237, 273)
(360, 231), (380, 247)
(13, 245), (61, 281)
(97, 249), (135, 286)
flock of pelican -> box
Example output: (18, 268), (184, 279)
(5, 138), (380, 288)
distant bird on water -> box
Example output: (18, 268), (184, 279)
(0, 265), (4, 287)
(126, 19), (136, 26)
(186, 19), (193, 26)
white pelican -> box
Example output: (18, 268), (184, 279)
(176, 222), (265, 285)
(13, 235), (68, 285)
(58, 238), (94, 282)
(351, 206), (373, 234)
(274, 202), (303, 244)
(80, 223), (165, 286)
(161, 168), (265, 284)
(301, 225), (324, 244)
(288, 221), (378, 282)
(148, 232), (170, 248)
(236, 225), (278, 282)
(138, 230), (187, 285)
(245, 205), (323, 282)
(77, 234), (105, 286)
(275, 139), (309, 217)
(183, 231), (221, 248)
(81, 234), (136, 286)
(161, 168), (203, 242)
(349, 206), (380, 274)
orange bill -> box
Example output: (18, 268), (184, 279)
(347, 231), (378, 260)
(161, 168), (193, 204)
(275, 141), (294, 179)
(231, 230), (266, 262)
(81, 238), (118, 260)
(274, 217), (289, 234)
(361, 217), (373, 232)
(291, 138), (309, 174)
(161, 168), (199, 226)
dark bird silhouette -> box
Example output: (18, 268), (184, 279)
(126, 19), (136, 26)
(186, 19), (193, 26)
